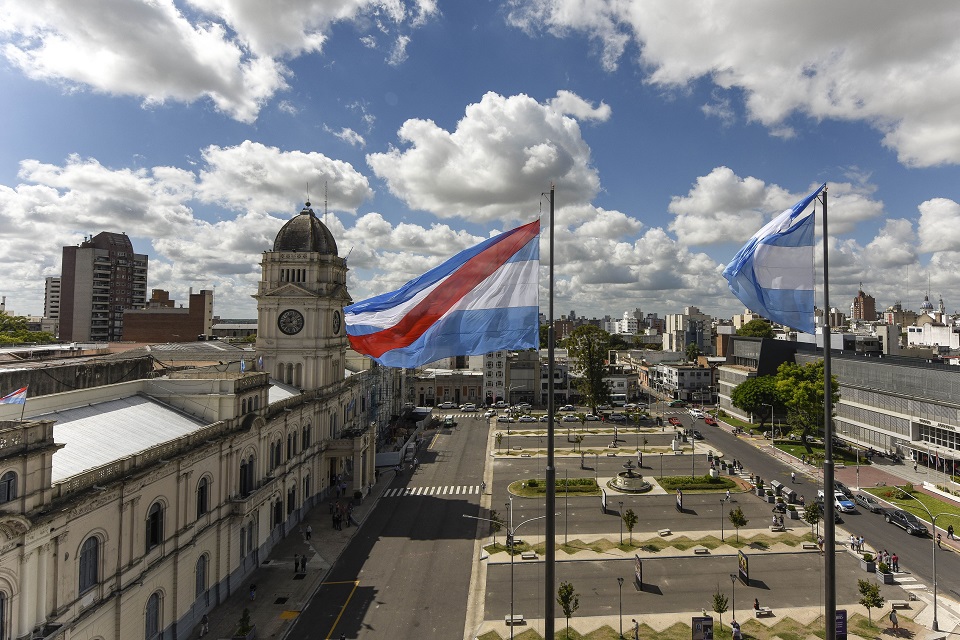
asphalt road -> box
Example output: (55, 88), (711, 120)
(287, 420), (487, 640)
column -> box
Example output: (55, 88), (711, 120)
(35, 543), (49, 625)
(18, 549), (33, 638)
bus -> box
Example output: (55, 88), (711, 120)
(611, 393), (627, 407)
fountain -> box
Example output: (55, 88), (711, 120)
(608, 459), (651, 493)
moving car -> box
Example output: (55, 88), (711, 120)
(443, 416), (456, 427)
(484, 409), (497, 418)
(689, 409), (706, 419)
(560, 404), (575, 412)
(884, 509), (928, 535)
(438, 401), (456, 409)
(668, 417), (682, 426)
(854, 493), (883, 513)
(623, 403), (637, 410)
(834, 481), (853, 498)
(461, 403), (477, 412)
(668, 400), (687, 407)
(704, 416), (718, 426)
(539, 415), (549, 422)
(834, 492), (856, 513)
(686, 429), (704, 440)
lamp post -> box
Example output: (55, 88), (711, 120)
(618, 501), (624, 544)
(720, 497), (726, 541)
(892, 486), (943, 631)
(762, 403), (774, 439)
(618, 576), (624, 639)
(659, 452), (664, 479)
(843, 429), (861, 489)
(462, 498), (549, 639)
(730, 573), (738, 623)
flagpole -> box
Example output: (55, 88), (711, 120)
(544, 184), (557, 638)
(820, 186), (837, 640)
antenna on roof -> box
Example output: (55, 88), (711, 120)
(324, 181), (328, 226)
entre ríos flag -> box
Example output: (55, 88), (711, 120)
(722, 184), (825, 334)
(345, 220), (540, 368)
(0, 386), (28, 405)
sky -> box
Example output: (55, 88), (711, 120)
(2, 0), (960, 325)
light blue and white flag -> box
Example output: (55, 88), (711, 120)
(0, 386), (28, 404)
(722, 184), (825, 334)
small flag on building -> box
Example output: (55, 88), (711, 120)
(257, 355), (264, 370)
(0, 386), (28, 405)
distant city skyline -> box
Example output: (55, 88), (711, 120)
(2, 2), (959, 320)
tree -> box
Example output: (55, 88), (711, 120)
(857, 579), (884, 624)
(609, 333), (632, 351)
(557, 580), (580, 639)
(564, 325), (612, 413)
(574, 434), (585, 453)
(711, 586), (729, 630)
(804, 501), (823, 534)
(0, 311), (55, 345)
(685, 342), (701, 362)
(728, 506), (748, 542)
(623, 508), (638, 544)
(539, 324), (551, 349)
(774, 360), (840, 453)
(737, 319), (776, 339)
(730, 376), (777, 432)
(489, 509), (504, 547)
(495, 432), (503, 451)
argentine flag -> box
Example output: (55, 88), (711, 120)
(345, 220), (540, 368)
(0, 386), (28, 405)
(722, 184), (825, 334)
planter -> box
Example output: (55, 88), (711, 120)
(860, 558), (876, 572)
(789, 509), (800, 520)
(756, 488), (765, 497)
(709, 469), (719, 479)
(233, 625), (257, 640)
(766, 495), (776, 503)
(876, 571), (894, 584)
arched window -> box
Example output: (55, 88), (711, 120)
(270, 440), (282, 469)
(79, 536), (99, 594)
(196, 477), (209, 519)
(253, 395), (259, 410)
(146, 502), (163, 551)
(301, 424), (311, 449)
(0, 471), (16, 504)
(145, 591), (161, 640)
(286, 484), (296, 514)
(195, 554), (208, 604)
(286, 432), (295, 459)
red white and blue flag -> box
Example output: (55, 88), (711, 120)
(345, 220), (540, 368)
(0, 386), (28, 405)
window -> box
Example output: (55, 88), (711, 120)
(146, 502), (163, 551)
(145, 592), (161, 640)
(0, 472), (16, 504)
(301, 424), (311, 449)
(79, 536), (99, 594)
(270, 441), (282, 469)
(195, 555), (208, 604)
(287, 433), (294, 459)
(196, 477), (209, 519)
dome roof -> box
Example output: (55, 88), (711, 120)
(273, 202), (338, 255)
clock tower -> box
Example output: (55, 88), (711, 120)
(254, 201), (350, 390)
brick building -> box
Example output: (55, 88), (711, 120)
(122, 289), (214, 342)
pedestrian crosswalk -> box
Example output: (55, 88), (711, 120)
(383, 485), (482, 498)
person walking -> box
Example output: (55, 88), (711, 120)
(791, 471), (796, 484)
(731, 620), (742, 640)
(632, 618), (639, 640)
(306, 524), (312, 540)
(249, 584), (257, 601)
(891, 553), (899, 572)
(199, 613), (209, 637)
(294, 554), (301, 574)
(889, 608), (899, 630)
(948, 524), (955, 540)
(937, 533), (942, 548)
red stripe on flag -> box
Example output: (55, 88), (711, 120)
(349, 220), (539, 358)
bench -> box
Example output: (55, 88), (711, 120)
(802, 543), (819, 550)
(521, 551), (538, 560)
(504, 614), (525, 626)
(520, 453), (532, 458)
(769, 525), (785, 532)
(693, 546), (710, 554)
(755, 607), (774, 618)
(890, 600), (910, 609)
(674, 450), (683, 455)
(658, 528), (672, 537)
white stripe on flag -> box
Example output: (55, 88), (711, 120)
(753, 244), (814, 290)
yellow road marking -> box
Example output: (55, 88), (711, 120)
(326, 579), (360, 639)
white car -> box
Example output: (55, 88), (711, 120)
(518, 415), (536, 423)
(461, 403), (477, 412)
(484, 409), (496, 418)
(539, 415), (549, 422)
(584, 414), (600, 421)
(560, 404), (575, 412)
(496, 415), (515, 423)
(623, 403), (637, 410)
(562, 414), (580, 423)
(494, 400), (508, 408)
(438, 401), (456, 409)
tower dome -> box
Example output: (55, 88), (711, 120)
(273, 202), (338, 255)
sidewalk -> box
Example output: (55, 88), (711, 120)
(191, 472), (395, 640)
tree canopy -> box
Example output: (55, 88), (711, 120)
(685, 342), (701, 362)
(737, 319), (775, 339)
(0, 312), (55, 345)
(563, 325), (611, 412)
(729, 376), (778, 430)
(774, 360), (839, 452)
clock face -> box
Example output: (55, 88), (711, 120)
(333, 310), (342, 335)
(277, 309), (304, 335)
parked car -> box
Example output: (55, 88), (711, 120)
(884, 509), (928, 535)
(562, 414), (579, 423)
(623, 403), (637, 410)
(668, 400), (687, 407)
(560, 404), (575, 412)
(608, 413), (627, 423)
(854, 493), (882, 513)
(539, 415), (549, 422)
(704, 416), (718, 426)
(438, 401), (457, 409)
(518, 415), (536, 423)
(484, 409), (496, 418)
(584, 414), (600, 421)
(834, 492), (856, 513)
(834, 481), (853, 498)
(496, 415), (515, 423)
(461, 403), (477, 412)
(668, 417), (682, 426)
(686, 429), (704, 440)
(494, 400), (509, 408)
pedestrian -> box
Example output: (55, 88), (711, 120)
(889, 608), (899, 630)
(725, 489), (731, 501)
(817, 535), (824, 555)
(937, 533), (942, 548)
(949, 524), (955, 540)
(799, 495), (805, 507)
(306, 524), (312, 540)
(731, 620), (742, 640)
(892, 553), (899, 572)
(300, 555), (307, 573)
(914, 461), (918, 472)
(754, 598), (760, 611)
(858, 535), (864, 552)
(632, 618), (639, 640)
(294, 553), (301, 574)
(200, 613), (209, 637)
(849, 534), (856, 550)
(791, 471), (796, 484)
(249, 584), (257, 601)
(332, 509), (338, 529)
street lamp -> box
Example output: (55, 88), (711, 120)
(617, 577), (624, 639)
(462, 497), (550, 639)
(720, 497), (727, 541)
(842, 429), (861, 490)
(762, 403), (774, 439)
(729, 573), (738, 623)
(618, 501), (624, 544)
(892, 486), (943, 631)
(659, 452), (664, 479)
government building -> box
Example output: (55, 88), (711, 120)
(0, 202), (401, 639)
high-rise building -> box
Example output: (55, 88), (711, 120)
(59, 232), (148, 342)
(852, 286), (876, 321)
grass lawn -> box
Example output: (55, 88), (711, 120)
(484, 531), (815, 556)
(775, 442), (868, 466)
(866, 485), (960, 526)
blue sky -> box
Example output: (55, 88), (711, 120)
(2, 0), (960, 324)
